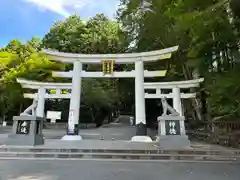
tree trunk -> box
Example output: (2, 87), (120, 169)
(181, 63), (202, 121)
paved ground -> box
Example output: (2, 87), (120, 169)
(1, 138), (236, 151)
(0, 125), (137, 140)
(0, 125), (239, 180)
(0, 126), (238, 151)
(0, 160), (239, 180)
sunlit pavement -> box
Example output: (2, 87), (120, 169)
(0, 160), (239, 180)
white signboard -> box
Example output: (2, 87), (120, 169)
(47, 111), (62, 121)
(2, 121), (7, 127)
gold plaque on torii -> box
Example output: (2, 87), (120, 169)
(102, 60), (115, 75)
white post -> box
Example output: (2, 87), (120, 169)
(135, 60), (146, 128)
(36, 87), (45, 117)
(172, 87), (182, 115)
(172, 87), (186, 135)
(132, 61), (152, 141)
(67, 61), (82, 135)
(156, 88), (161, 94)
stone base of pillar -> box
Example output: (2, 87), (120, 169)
(61, 135), (83, 141)
(131, 136), (152, 142)
(158, 135), (190, 149)
(66, 124), (79, 135)
(135, 122), (147, 136)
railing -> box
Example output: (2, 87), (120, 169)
(187, 117), (240, 148)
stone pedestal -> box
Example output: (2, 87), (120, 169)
(6, 115), (44, 146)
(131, 123), (152, 142)
(62, 124), (82, 141)
(66, 124), (79, 135)
(136, 122), (147, 136)
(157, 115), (190, 149)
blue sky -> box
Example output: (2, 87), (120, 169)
(0, 0), (120, 47)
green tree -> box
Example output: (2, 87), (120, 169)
(42, 14), (129, 123)
(0, 38), (63, 120)
(230, 0), (240, 18)
(27, 37), (42, 51)
(118, 0), (240, 119)
(42, 14), (85, 52)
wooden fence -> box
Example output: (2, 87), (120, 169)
(187, 118), (240, 148)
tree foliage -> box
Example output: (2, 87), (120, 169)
(44, 14), (129, 122)
(118, 0), (240, 118)
(0, 14), (130, 123)
(0, 40), (62, 117)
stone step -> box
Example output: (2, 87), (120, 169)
(0, 147), (239, 156)
(0, 151), (238, 162)
(0, 146), (240, 156)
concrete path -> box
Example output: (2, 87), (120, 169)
(0, 160), (239, 180)
(3, 139), (159, 150)
(0, 126), (238, 152)
(0, 125), (137, 140)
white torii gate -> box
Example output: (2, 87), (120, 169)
(17, 79), (72, 118)
(144, 78), (204, 138)
(144, 78), (204, 116)
(43, 46), (179, 140)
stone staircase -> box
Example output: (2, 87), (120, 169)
(0, 140), (239, 163)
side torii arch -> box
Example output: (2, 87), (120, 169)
(17, 79), (72, 118)
(144, 78), (204, 116)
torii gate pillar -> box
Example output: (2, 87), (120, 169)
(135, 60), (147, 135)
(36, 87), (46, 118)
(62, 61), (82, 140)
